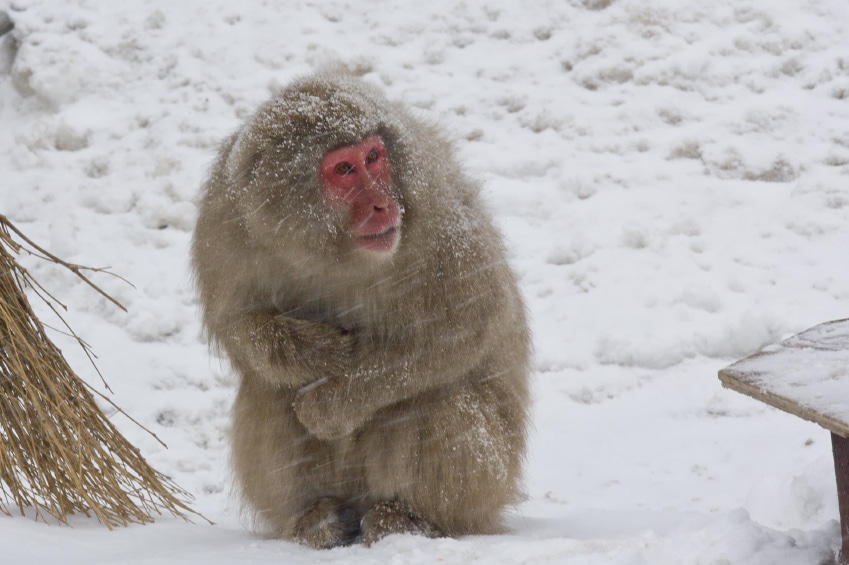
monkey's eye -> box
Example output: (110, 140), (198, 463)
(366, 149), (379, 164)
(335, 162), (353, 176)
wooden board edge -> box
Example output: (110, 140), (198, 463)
(719, 368), (849, 439)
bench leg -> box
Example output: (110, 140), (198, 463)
(833, 433), (849, 565)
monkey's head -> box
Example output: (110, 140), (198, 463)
(318, 134), (399, 254)
(222, 74), (414, 268)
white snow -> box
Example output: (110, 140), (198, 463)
(2, 0), (849, 563)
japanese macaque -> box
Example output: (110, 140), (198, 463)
(191, 72), (531, 549)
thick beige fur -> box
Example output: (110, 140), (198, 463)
(191, 72), (531, 548)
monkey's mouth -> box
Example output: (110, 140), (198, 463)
(357, 226), (399, 253)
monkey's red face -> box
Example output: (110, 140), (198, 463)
(319, 136), (402, 254)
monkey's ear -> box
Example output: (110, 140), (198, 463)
(225, 126), (261, 183)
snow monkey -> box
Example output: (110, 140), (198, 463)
(191, 72), (530, 549)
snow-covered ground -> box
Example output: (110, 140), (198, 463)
(3, 0), (849, 563)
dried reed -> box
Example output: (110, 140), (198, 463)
(0, 214), (204, 528)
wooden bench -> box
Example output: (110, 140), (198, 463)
(719, 318), (849, 564)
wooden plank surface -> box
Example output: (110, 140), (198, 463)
(718, 318), (849, 438)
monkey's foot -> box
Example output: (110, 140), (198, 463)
(289, 497), (361, 549)
(361, 500), (443, 546)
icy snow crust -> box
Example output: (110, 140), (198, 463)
(2, 0), (849, 563)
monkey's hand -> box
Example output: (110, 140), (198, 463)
(292, 378), (362, 440)
(228, 311), (354, 388)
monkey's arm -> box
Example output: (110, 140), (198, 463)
(222, 310), (354, 389)
(292, 285), (522, 440)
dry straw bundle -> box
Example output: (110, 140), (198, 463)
(0, 214), (202, 528)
